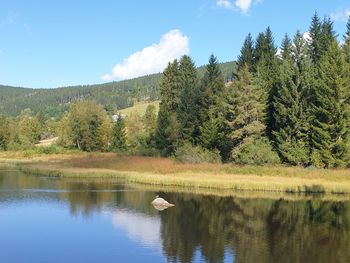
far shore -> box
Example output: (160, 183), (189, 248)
(1, 152), (350, 195)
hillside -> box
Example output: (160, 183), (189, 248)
(0, 61), (236, 118)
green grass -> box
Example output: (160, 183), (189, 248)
(118, 101), (160, 116)
(13, 153), (350, 195)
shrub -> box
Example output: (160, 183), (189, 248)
(175, 142), (221, 164)
(232, 137), (280, 165)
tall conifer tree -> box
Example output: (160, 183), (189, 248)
(343, 16), (350, 64)
(177, 55), (200, 143)
(310, 41), (350, 167)
(280, 34), (293, 61)
(237, 33), (254, 71)
(110, 115), (127, 151)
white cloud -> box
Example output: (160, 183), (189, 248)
(216, 0), (234, 10)
(216, 0), (261, 14)
(235, 0), (253, 13)
(102, 29), (189, 81)
(330, 8), (350, 22)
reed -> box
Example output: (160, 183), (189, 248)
(15, 153), (350, 195)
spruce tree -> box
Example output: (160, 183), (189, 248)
(309, 41), (350, 167)
(272, 58), (309, 165)
(254, 27), (279, 138)
(110, 115), (127, 151)
(177, 55), (200, 143)
(320, 16), (336, 52)
(159, 60), (180, 111)
(253, 32), (266, 71)
(343, 16), (350, 64)
(155, 60), (181, 156)
(198, 55), (227, 156)
(226, 65), (265, 150)
(309, 12), (323, 64)
(199, 54), (225, 122)
(237, 33), (254, 71)
(155, 103), (180, 156)
(280, 33), (293, 61)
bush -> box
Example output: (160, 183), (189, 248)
(175, 142), (221, 164)
(232, 137), (280, 165)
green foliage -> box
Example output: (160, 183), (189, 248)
(110, 115), (127, 152)
(272, 57), (309, 166)
(226, 65), (265, 145)
(309, 13), (336, 65)
(309, 41), (350, 167)
(0, 61), (236, 118)
(143, 104), (157, 134)
(237, 33), (254, 71)
(18, 109), (42, 145)
(280, 33), (293, 61)
(0, 116), (10, 150)
(177, 55), (200, 142)
(155, 103), (180, 156)
(60, 100), (111, 152)
(232, 137), (280, 165)
(343, 16), (350, 64)
(199, 54), (225, 123)
(175, 141), (221, 164)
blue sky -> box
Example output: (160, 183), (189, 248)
(0, 0), (349, 88)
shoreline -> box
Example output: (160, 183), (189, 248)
(2, 152), (349, 195)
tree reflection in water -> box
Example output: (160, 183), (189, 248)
(1, 170), (350, 263)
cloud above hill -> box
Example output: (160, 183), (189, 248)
(102, 29), (189, 81)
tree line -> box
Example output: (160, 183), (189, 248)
(155, 13), (350, 168)
(0, 13), (349, 168)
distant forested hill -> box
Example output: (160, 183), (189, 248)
(0, 61), (236, 117)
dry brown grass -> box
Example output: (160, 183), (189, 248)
(13, 153), (350, 195)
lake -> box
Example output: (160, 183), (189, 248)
(1, 168), (350, 263)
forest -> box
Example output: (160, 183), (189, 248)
(0, 13), (350, 168)
(0, 62), (236, 117)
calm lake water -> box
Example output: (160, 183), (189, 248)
(1, 169), (350, 263)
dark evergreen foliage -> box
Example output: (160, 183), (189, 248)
(309, 41), (350, 167)
(237, 33), (254, 71)
(110, 115), (127, 151)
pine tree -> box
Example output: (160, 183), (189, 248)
(198, 55), (227, 156)
(177, 55), (200, 143)
(280, 33), (293, 61)
(199, 55), (225, 122)
(309, 12), (323, 64)
(226, 65), (265, 147)
(272, 59), (309, 165)
(155, 60), (182, 156)
(309, 41), (350, 167)
(237, 33), (254, 71)
(264, 27), (278, 64)
(309, 13), (336, 65)
(320, 16), (336, 52)
(253, 32), (266, 71)
(254, 27), (279, 138)
(160, 60), (180, 111)
(343, 16), (350, 64)
(110, 115), (127, 151)
(155, 103), (180, 156)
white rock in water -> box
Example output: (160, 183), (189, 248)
(151, 195), (175, 207)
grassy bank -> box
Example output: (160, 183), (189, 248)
(10, 153), (350, 195)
